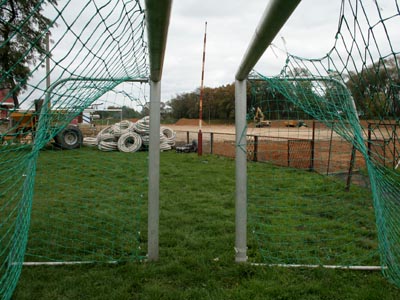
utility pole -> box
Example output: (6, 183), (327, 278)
(198, 21), (207, 156)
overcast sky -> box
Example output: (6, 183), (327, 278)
(160, 0), (344, 101)
(24, 0), (394, 110)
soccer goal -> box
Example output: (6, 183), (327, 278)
(0, 1), (171, 299)
(235, 0), (400, 288)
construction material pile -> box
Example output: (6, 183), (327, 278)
(83, 116), (176, 153)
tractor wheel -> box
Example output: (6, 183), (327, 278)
(54, 125), (83, 150)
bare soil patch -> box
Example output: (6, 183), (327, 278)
(175, 118), (207, 126)
(169, 123), (369, 177)
(81, 120), (396, 184)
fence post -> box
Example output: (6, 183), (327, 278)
(326, 121), (334, 175)
(384, 141), (386, 167)
(345, 144), (357, 192)
(310, 120), (315, 171)
(210, 132), (214, 154)
(393, 124), (397, 169)
(186, 131), (189, 144)
(253, 135), (258, 162)
(367, 122), (371, 158)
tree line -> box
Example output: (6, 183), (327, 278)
(346, 56), (400, 119)
(2, 0), (398, 122)
(249, 56), (400, 122)
(166, 83), (252, 122)
(160, 56), (400, 122)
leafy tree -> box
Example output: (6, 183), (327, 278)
(166, 83), (251, 122)
(249, 70), (314, 121)
(167, 91), (200, 120)
(0, 0), (57, 107)
(346, 55), (400, 119)
(212, 84), (235, 120)
(121, 105), (141, 119)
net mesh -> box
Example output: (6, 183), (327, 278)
(0, 1), (148, 299)
(246, 0), (400, 286)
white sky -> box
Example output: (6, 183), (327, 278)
(21, 0), (396, 110)
(160, 0), (344, 101)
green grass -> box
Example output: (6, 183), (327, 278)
(12, 149), (400, 299)
(247, 162), (379, 266)
(26, 147), (147, 262)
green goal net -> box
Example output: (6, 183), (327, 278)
(0, 1), (148, 299)
(246, 0), (400, 287)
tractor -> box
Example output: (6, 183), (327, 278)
(1, 97), (83, 149)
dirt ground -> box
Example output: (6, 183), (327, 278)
(80, 118), (398, 185)
(165, 119), (398, 188)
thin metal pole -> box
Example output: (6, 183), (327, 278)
(251, 263), (384, 271)
(233, 0), (301, 264)
(198, 21), (207, 156)
(144, 2), (171, 247)
(46, 32), (51, 91)
(144, 0), (173, 82)
(148, 80), (161, 261)
(235, 0), (302, 81)
(235, 79), (247, 263)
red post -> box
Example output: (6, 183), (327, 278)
(198, 129), (203, 155)
(198, 21), (207, 156)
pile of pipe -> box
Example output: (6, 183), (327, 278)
(83, 116), (176, 153)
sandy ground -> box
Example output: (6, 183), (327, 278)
(76, 119), (400, 177)
(167, 123), (343, 143)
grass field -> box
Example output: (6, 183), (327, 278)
(247, 161), (379, 266)
(12, 148), (400, 299)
